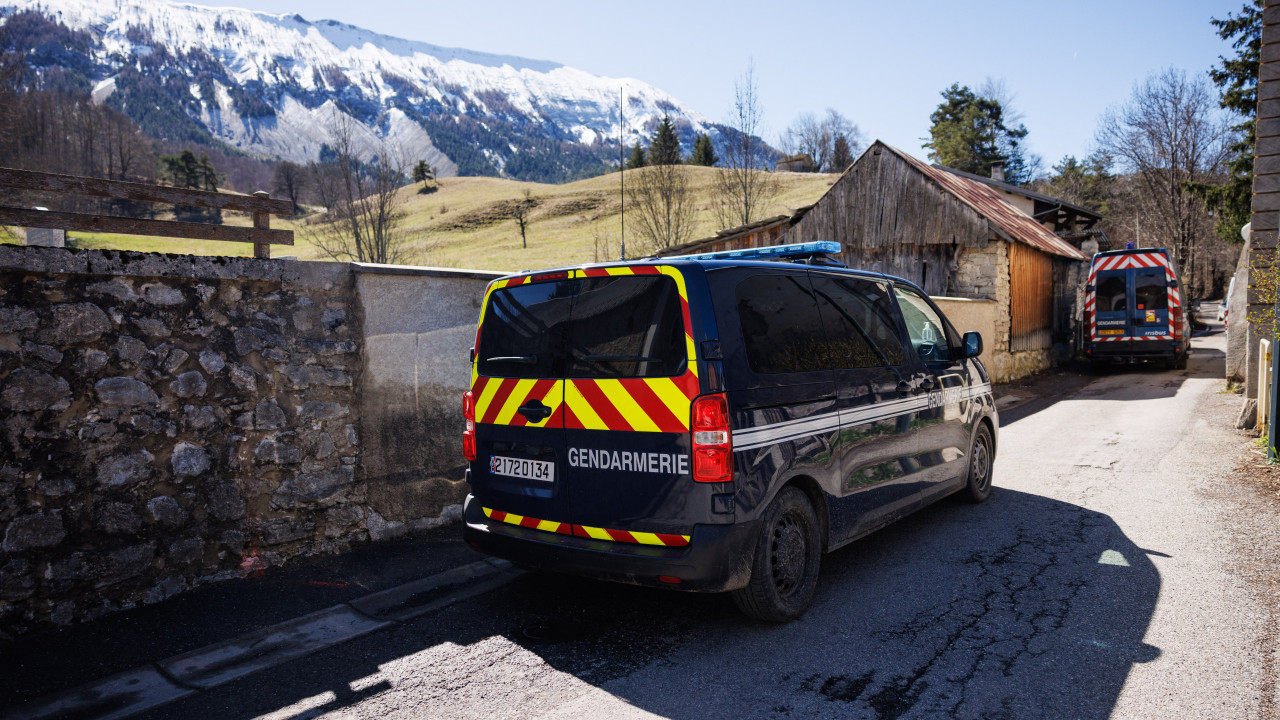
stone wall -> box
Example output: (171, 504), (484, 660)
(1228, 238), (1251, 383)
(1052, 255), (1087, 361)
(932, 296), (997, 372)
(949, 239), (1063, 382)
(0, 246), (502, 635)
(952, 241), (1002, 302)
(352, 264), (502, 541)
(952, 240), (1013, 356)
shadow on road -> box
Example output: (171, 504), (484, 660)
(1001, 343), (1224, 427)
(134, 489), (1161, 720)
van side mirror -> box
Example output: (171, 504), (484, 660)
(962, 331), (982, 359)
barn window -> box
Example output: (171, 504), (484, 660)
(1008, 242), (1053, 352)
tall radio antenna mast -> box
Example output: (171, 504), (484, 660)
(619, 85), (626, 261)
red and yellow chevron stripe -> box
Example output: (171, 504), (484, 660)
(472, 265), (700, 433)
(471, 376), (565, 427)
(482, 506), (690, 547)
(1085, 251), (1182, 342)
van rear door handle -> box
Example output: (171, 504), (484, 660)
(517, 400), (553, 423)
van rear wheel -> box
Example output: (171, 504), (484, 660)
(731, 487), (821, 623)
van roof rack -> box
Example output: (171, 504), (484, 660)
(667, 241), (847, 267)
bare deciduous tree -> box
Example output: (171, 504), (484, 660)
(307, 111), (411, 265)
(1095, 68), (1231, 293)
(626, 163), (696, 253)
(977, 76), (1044, 181)
(780, 109), (864, 172)
(513, 189), (537, 249)
(272, 160), (307, 216)
(713, 63), (781, 229)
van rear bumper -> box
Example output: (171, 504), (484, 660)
(1085, 339), (1183, 363)
(462, 495), (759, 592)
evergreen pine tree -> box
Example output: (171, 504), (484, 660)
(923, 83), (1029, 183)
(160, 149), (221, 222)
(412, 160), (435, 184)
(830, 135), (854, 173)
(1186, 1), (1260, 242)
(689, 133), (718, 166)
(196, 153), (219, 191)
(626, 142), (646, 169)
(649, 115), (681, 165)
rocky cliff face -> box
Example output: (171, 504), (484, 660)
(2, 0), (726, 182)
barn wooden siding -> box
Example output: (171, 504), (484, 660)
(784, 147), (996, 296)
(1009, 241), (1054, 351)
(789, 146), (994, 275)
(661, 216), (793, 256)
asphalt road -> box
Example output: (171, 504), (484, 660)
(143, 328), (1276, 720)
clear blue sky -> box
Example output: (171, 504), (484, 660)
(231, 0), (1245, 171)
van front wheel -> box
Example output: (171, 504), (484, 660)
(963, 424), (994, 503)
(731, 487), (821, 623)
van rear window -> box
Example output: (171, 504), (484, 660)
(1134, 269), (1168, 310)
(567, 276), (687, 379)
(1097, 272), (1127, 313)
(477, 274), (687, 380)
(477, 281), (574, 379)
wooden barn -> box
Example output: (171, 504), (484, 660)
(658, 141), (1091, 381)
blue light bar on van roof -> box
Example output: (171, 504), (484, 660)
(674, 240), (843, 262)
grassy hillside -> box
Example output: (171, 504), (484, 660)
(5, 167), (838, 273)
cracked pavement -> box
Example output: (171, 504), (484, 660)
(134, 328), (1275, 719)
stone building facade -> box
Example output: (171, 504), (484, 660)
(1246, 0), (1280, 399)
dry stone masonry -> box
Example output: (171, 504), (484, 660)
(0, 246), (502, 636)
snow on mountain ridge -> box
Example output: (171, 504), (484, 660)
(6, 0), (716, 179)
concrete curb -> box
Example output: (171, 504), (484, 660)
(3, 559), (519, 720)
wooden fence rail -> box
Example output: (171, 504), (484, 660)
(0, 166), (293, 258)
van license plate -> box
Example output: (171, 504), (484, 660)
(490, 456), (554, 482)
(1100, 329), (1124, 336)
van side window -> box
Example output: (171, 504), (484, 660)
(811, 277), (906, 368)
(736, 274), (828, 374)
(893, 287), (952, 364)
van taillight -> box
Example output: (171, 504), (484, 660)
(691, 394), (731, 482)
(462, 391), (477, 462)
(1171, 307), (1183, 339)
(1083, 307), (1092, 337)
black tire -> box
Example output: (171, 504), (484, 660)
(1174, 352), (1188, 370)
(963, 424), (994, 503)
(731, 486), (822, 623)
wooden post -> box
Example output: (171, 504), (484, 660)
(252, 190), (271, 259)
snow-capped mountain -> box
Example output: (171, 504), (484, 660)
(2, 0), (725, 181)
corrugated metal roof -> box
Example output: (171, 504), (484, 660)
(934, 164), (1102, 222)
(886, 144), (1087, 261)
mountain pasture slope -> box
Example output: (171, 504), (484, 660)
(7, 168), (836, 273)
(367, 167), (837, 271)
